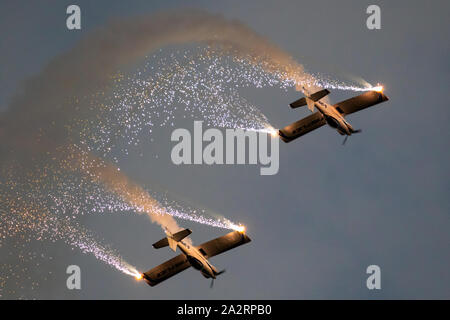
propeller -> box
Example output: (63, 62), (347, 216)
(209, 270), (226, 289)
(342, 135), (349, 145)
(216, 269), (226, 276)
(342, 129), (362, 145)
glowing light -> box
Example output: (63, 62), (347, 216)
(135, 273), (143, 281)
(258, 126), (279, 137)
(250, 126), (278, 137)
(230, 224), (246, 233)
(372, 85), (384, 93)
(269, 127), (279, 138)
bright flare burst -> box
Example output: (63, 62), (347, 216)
(267, 127), (279, 137)
(371, 84), (384, 92)
(230, 224), (246, 233)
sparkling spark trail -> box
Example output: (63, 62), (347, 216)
(0, 200), (140, 280)
(0, 10), (378, 160)
(1, 141), (242, 287)
(0, 145), (242, 296)
(151, 192), (244, 231)
(0, 159), (139, 284)
(71, 48), (278, 159)
(68, 47), (378, 161)
(55, 145), (241, 233)
(307, 71), (382, 92)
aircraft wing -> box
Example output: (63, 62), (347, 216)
(196, 231), (251, 259)
(334, 91), (389, 116)
(142, 254), (191, 286)
(278, 111), (326, 143)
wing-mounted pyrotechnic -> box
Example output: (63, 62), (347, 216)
(278, 86), (389, 143)
(140, 227), (251, 287)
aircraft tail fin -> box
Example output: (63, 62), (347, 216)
(290, 89), (330, 110)
(305, 97), (315, 112)
(167, 238), (177, 251)
(152, 228), (192, 251)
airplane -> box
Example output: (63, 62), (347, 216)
(141, 227), (251, 287)
(278, 86), (389, 144)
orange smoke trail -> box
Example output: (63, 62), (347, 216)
(58, 145), (190, 241)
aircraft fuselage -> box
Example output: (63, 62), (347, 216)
(314, 100), (356, 136)
(176, 240), (218, 279)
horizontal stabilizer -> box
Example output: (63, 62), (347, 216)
(152, 228), (192, 250)
(290, 97), (307, 108)
(172, 229), (192, 242)
(290, 89), (330, 108)
(152, 237), (169, 249)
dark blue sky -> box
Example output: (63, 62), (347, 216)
(0, 0), (449, 299)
